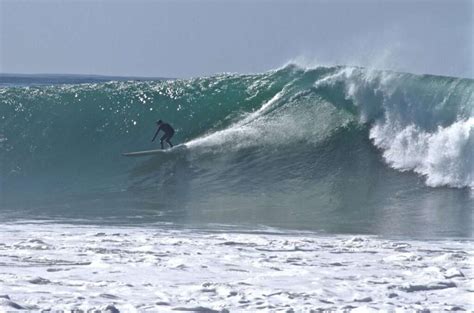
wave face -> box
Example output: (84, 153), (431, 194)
(1, 65), (473, 236)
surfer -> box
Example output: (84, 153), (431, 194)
(152, 120), (175, 149)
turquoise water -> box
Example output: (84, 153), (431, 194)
(1, 65), (472, 237)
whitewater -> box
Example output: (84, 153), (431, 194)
(0, 65), (473, 311)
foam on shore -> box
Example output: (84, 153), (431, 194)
(0, 223), (472, 312)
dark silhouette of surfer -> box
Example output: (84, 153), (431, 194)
(152, 120), (175, 149)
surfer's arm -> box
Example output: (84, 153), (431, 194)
(151, 127), (161, 142)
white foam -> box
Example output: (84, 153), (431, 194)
(0, 223), (472, 312)
(370, 118), (473, 188)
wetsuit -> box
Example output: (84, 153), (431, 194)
(153, 123), (175, 149)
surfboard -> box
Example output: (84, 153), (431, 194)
(122, 144), (187, 157)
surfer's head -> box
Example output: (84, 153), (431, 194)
(156, 120), (163, 125)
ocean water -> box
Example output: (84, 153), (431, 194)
(1, 66), (473, 311)
(1, 65), (473, 238)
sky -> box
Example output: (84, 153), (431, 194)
(0, 0), (472, 78)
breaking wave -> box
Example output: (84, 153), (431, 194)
(1, 65), (472, 232)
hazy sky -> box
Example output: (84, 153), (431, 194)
(1, 0), (472, 78)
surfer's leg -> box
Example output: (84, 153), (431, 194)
(165, 132), (174, 147)
(160, 134), (167, 149)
